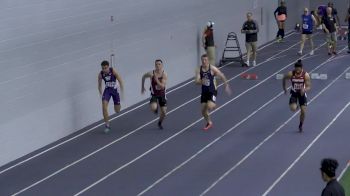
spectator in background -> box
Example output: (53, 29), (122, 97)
(345, 7), (350, 53)
(311, 9), (321, 28)
(327, 2), (340, 26)
(298, 8), (317, 56)
(322, 7), (338, 55)
(274, 0), (287, 42)
(320, 158), (345, 196)
(241, 12), (259, 67)
(202, 21), (216, 65)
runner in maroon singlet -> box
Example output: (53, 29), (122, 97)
(283, 59), (311, 132)
(141, 59), (168, 129)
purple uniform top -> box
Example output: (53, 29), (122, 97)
(101, 67), (118, 90)
(101, 67), (120, 105)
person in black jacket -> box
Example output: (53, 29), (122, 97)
(274, 0), (287, 42)
(327, 2), (340, 26)
(322, 7), (338, 55)
(241, 12), (259, 67)
(320, 158), (345, 196)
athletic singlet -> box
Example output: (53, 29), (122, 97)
(151, 70), (166, 96)
(200, 65), (216, 93)
(204, 28), (214, 47)
(302, 14), (313, 32)
(101, 67), (118, 89)
(291, 70), (306, 92)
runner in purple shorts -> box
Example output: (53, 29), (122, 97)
(141, 59), (168, 129)
(98, 60), (124, 133)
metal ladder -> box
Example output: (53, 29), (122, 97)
(220, 32), (247, 67)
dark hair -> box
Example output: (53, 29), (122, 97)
(294, 59), (303, 68)
(101, 60), (109, 66)
(201, 54), (208, 58)
(320, 158), (338, 178)
(155, 59), (163, 64)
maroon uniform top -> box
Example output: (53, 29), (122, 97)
(151, 70), (166, 96)
(291, 70), (306, 92)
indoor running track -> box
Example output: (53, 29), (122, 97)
(1, 32), (350, 196)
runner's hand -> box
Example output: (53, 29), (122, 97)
(225, 84), (232, 96)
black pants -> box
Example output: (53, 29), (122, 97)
(277, 28), (285, 39)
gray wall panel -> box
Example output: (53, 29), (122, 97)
(0, 0), (307, 166)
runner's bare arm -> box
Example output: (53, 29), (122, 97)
(212, 66), (229, 86)
(113, 68), (124, 93)
(283, 71), (293, 93)
(141, 72), (152, 93)
(304, 72), (311, 92)
(194, 67), (202, 85)
(98, 73), (103, 96)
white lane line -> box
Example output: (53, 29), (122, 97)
(137, 92), (286, 195)
(338, 160), (350, 181)
(302, 54), (321, 61)
(199, 53), (349, 196)
(262, 101), (350, 196)
(268, 54), (287, 61)
(328, 54), (350, 62)
(137, 44), (341, 195)
(0, 33), (296, 177)
(71, 41), (322, 196)
(11, 37), (301, 196)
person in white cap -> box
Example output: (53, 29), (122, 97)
(202, 21), (216, 65)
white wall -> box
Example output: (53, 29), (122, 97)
(0, 0), (307, 166)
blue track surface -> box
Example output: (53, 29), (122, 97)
(1, 32), (349, 196)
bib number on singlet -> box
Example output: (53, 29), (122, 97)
(106, 81), (116, 88)
(155, 84), (163, 90)
(302, 24), (309, 30)
(202, 78), (211, 86)
(293, 83), (304, 90)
